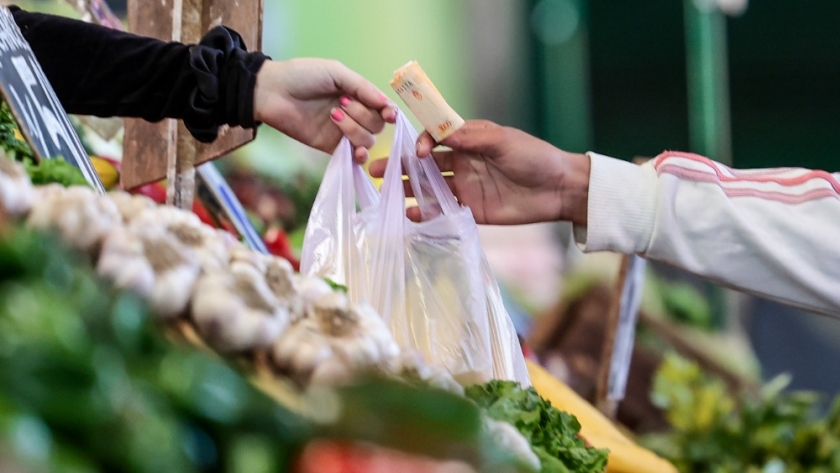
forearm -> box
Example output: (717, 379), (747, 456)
(9, 6), (267, 142)
(576, 151), (840, 316)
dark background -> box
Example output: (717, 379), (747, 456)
(583, 0), (840, 396)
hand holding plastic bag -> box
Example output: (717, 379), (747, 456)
(302, 113), (529, 385)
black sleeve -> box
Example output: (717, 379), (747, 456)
(8, 6), (269, 143)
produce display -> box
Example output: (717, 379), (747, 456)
(465, 381), (608, 473)
(642, 354), (840, 473)
(0, 151), (613, 473)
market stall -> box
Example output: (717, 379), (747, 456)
(0, 3), (685, 471)
(7, 2), (835, 473)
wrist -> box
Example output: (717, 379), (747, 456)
(555, 151), (590, 226)
(252, 60), (272, 124)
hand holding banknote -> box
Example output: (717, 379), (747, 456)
(370, 120), (591, 226)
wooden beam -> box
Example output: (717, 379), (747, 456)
(121, 0), (263, 194)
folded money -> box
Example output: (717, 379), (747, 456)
(390, 61), (465, 143)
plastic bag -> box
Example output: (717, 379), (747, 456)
(302, 113), (529, 386)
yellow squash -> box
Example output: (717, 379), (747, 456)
(526, 359), (677, 473)
(90, 156), (120, 190)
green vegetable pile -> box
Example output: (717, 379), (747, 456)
(0, 226), (309, 472)
(0, 222), (534, 472)
(465, 381), (609, 473)
(642, 353), (840, 473)
(0, 101), (35, 162)
(1, 100), (89, 188)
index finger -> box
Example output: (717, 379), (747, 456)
(327, 61), (396, 121)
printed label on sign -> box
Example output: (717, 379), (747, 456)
(196, 162), (267, 254)
(607, 255), (647, 402)
(0, 8), (104, 192)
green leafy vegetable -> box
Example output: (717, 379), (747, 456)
(465, 381), (609, 473)
(0, 225), (531, 472)
(324, 278), (348, 293)
(0, 101), (34, 162)
(641, 352), (840, 473)
(1, 100), (88, 188)
(22, 157), (90, 187)
(0, 226), (307, 473)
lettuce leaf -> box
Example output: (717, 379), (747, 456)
(465, 381), (609, 473)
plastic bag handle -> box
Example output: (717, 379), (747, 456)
(300, 137), (379, 279)
(392, 113), (459, 219)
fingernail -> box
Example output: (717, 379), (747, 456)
(339, 96), (351, 107)
(378, 93), (388, 102)
(331, 108), (344, 122)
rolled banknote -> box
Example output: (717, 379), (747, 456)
(390, 61), (465, 142)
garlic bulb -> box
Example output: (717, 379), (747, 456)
(97, 224), (200, 319)
(132, 207), (228, 272)
(107, 191), (156, 222)
(191, 264), (290, 353)
(483, 417), (541, 472)
(229, 245), (268, 273)
(296, 275), (334, 307)
(263, 256), (305, 320)
(0, 156), (33, 216)
(228, 248), (305, 320)
(27, 185), (121, 254)
(271, 292), (400, 386)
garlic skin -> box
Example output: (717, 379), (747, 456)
(107, 191), (156, 222)
(132, 206), (228, 272)
(0, 156), (33, 216)
(229, 249), (305, 320)
(271, 292), (400, 386)
(483, 417), (541, 472)
(296, 275), (334, 307)
(98, 224), (200, 319)
(27, 185), (121, 254)
(263, 256), (305, 319)
(229, 245), (268, 273)
(191, 264), (290, 353)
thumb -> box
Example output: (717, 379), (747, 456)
(439, 120), (503, 155)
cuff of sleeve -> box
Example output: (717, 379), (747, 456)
(186, 26), (269, 143)
(573, 152), (658, 254)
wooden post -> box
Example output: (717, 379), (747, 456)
(122, 0), (264, 200)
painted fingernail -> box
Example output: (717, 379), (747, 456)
(339, 96), (351, 107)
(331, 108), (344, 122)
(379, 93), (389, 102)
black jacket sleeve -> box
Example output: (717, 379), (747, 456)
(8, 6), (269, 143)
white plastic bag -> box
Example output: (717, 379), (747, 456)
(302, 113), (530, 386)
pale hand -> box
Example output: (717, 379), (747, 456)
(253, 58), (397, 162)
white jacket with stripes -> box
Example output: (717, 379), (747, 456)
(575, 151), (840, 316)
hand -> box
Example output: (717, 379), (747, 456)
(369, 120), (591, 226)
(253, 58), (397, 162)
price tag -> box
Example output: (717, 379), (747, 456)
(607, 254), (647, 401)
(196, 162), (267, 254)
(0, 8), (104, 192)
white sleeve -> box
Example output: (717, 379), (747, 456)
(575, 151), (840, 316)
